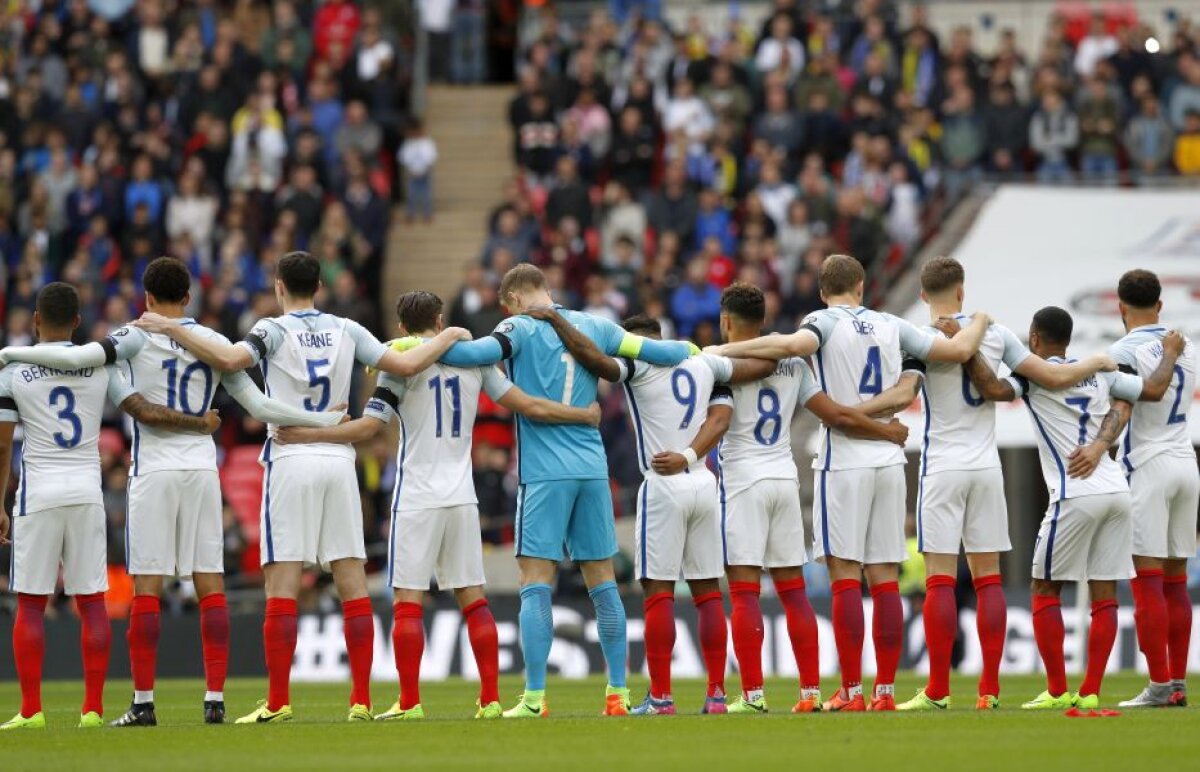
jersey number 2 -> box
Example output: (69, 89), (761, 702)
(1167, 365), (1187, 425)
(429, 375), (462, 438)
(49, 386), (82, 449)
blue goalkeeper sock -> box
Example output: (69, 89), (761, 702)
(588, 580), (627, 688)
(518, 583), (554, 692)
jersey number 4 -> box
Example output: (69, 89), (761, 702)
(858, 345), (882, 396)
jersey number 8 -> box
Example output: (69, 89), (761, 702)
(754, 388), (782, 445)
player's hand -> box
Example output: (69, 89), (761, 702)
(1163, 330), (1186, 358)
(584, 402), (602, 426)
(884, 418), (909, 446)
(275, 426), (316, 445)
(525, 306), (557, 322)
(445, 326), (473, 341)
(1067, 443), (1104, 480)
(933, 316), (961, 337)
(133, 312), (178, 335)
(651, 451), (688, 475)
(202, 410), (221, 434)
(703, 345), (727, 356)
(0, 348), (8, 366)
(329, 403), (351, 424)
(0, 509), (9, 545)
(971, 311), (994, 326)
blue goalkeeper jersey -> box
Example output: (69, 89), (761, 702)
(440, 307), (690, 483)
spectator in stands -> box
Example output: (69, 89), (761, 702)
(599, 181), (646, 269)
(609, 106), (656, 194)
(1030, 89), (1079, 183)
(545, 155), (592, 230)
(645, 163), (698, 246)
(670, 257), (721, 338)
(1077, 76), (1120, 180)
(939, 86), (985, 199)
(982, 82), (1028, 177)
(515, 91), (560, 187)
(756, 12), (806, 83)
(1175, 110), (1200, 175)
(399, 118), (438, 223)
(753, 85), (806, 169)
(1074, 14), (1118, 79)
(1126, 95), (1176, 176)
(1168, 54), (1200, 132)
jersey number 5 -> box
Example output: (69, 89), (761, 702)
(304, 358), (331, 412)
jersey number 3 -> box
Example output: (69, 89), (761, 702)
(49, 386), (82, 449)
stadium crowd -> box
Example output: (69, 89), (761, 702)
(3, 0), (1200, 610)
(0, 0), (423, 609)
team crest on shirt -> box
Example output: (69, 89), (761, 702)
(497, 321), (515, 334)
(112, 326), (131, 337)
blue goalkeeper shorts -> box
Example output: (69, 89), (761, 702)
(514, 479), (617, 562)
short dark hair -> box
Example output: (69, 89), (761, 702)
(819, 254), (866, 296)
(143, 256), (191, 303)
(1117, 269), (1161, 309)
(721, 282), (766, 324)
(36, 282), (80, 328)
(920, 256), (965, 296)
(277, 251), (322, 298)
(396, 290), (443, 333)
(1032, 306), (1073, 346)
(622, 314), (661, 337)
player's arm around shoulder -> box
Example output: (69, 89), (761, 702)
(482, 362), (601, 426)
(526, 305), (623, 382)
(135, 312), (254, 372)
(805, 391), (909, 445)
(223, 369), (346, 428)
(275, 374), (396, 446)
(962, 344), (1020, 402)
(1135, 330), (1186, 402)
(922, 311), (990, 363)
(1008, 317), (1116, 390)
(855, 361), (925, 418)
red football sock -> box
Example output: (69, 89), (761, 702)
(1164, 574), (1192, 681)
(1131, 569), (1170, 683)
(973, 574), (1007, 697)
(14, 594), (47, 718)
(199, 593), (230, 693)
(342, 598), (374, 708)
(392, 602), (424, 710)
(831, 578), (864, 691)
(870, 581), (902, 690)
(76, 593), (110, 716)
(127, 595), (160, 695)
(1079, 599), (1118, 697)
(775, 577), (820, 691)
(691, 592), (727, 697)
(729, 581), (764, 694)
(264, 598), (298, 711)
(643, 592), (675, 699)
(1032, 594), (1067, 696)
(463, 599), (500, 705)
(923, 575), (957, 701)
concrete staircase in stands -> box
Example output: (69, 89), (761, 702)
(383, 85), (513, 307)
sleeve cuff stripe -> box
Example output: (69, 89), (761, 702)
(800, 323), (822, 345)
(491, 332), (513, 359)
(0, 397), (16, 411)
(243, 333), (268, 359)
(371, 387), (400, 412)
(621, 357), (637, 384)
(100, 338), (118, 365)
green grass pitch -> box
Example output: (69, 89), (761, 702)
(1, 673), (1196, 770)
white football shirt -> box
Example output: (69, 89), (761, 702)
(364, 360), (513, 512)
(616, 353), (735, 476)
(918, 315), (1032, 474)
(109, 320), (268, 476)
(1108, 325), (1196, 473)
(1006, 362), (1143, 502)
(0, 345), (136, 514)
(717, 357), (819, 498)
(803, 305), (936, 471)
(239, 310), (388, 462)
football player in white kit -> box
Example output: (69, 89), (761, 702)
(0, 283), (223, 731)
(964, 306), (1183, 713)
(705, 282), (915, 715)
(0, 257), (346, 726)
(134, 251), (471, 723)
(856, 257), (1116, 712)
(1088, 270), (1195, 708)
(526, 301), (786, 715)
(274, 290), (599, 721)
(709, 255), (991, 712)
